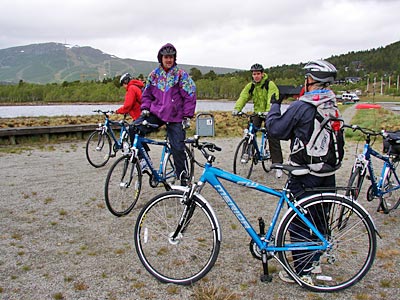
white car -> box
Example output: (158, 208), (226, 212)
(341, 93), (360, 102)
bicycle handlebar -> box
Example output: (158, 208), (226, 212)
(345, 124), (387, 138)
(185, 135), (221, 162)
(235, 111), (267, 118)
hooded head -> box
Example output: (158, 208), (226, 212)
(157, 43), (177, 64)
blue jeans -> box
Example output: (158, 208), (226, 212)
(287, 174), (335, 275)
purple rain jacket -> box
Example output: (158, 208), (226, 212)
(141, 64), (197, 123)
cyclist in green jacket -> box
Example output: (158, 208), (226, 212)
(232, 63), (283, 178)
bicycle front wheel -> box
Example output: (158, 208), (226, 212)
(86, 130), (112, 168)
(346, 166), (365, 200)
(134, 191), (220, 285)
(261, 134), (272, 173)
(104, 155), (142, 217)
(380, 161), (400, 213)
(276, 194), (376, 292)
(233, 138), (254, 179)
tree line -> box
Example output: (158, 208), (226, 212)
(1, 41), (400, 103)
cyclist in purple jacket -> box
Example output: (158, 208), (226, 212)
(134, 43), (197, 186)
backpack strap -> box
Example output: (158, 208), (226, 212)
(248, 79), (270, 96)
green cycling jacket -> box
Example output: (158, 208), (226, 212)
(234, 73), (279, 113)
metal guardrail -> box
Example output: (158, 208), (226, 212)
(0, 124), (99, 144)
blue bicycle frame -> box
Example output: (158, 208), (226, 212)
(247, 120), (270, 161)
(360, 143), (400, 198)
(131, 134), (175, 182)
(195, 162), (329, 253)
(102, 117), (129, 149)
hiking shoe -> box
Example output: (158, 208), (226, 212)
(275, 169), (283, 178)
(279, 271), (314, 285)
(300, 275), (314, 285)
(311, 263), (322, 274)
(140, 159), (149, 174)
(278, 271), (295, 284)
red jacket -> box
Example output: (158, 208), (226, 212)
(116, 79), (144, 120)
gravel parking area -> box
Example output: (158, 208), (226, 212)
(0, 132), (399, 300)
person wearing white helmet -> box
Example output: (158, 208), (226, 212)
(266, 59), (342, 284)
(115, 73), (144, 120)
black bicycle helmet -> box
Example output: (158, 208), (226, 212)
(303, 60), (337, 83)
(250, 63), (264, 72)
(119, 73), (132, 86)
(157, 43), (177, 63)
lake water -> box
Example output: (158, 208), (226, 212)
(0, 100), (254, 118)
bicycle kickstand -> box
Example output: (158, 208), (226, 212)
(260, 250), (273, 282)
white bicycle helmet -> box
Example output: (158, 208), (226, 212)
(303, 60), (337, 83)
(119, 73), (132, 86)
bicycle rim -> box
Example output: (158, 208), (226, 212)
(233, 138), (254, 179)
(380, 163), (400, 213)
(134, 191), (220, 285)
(277, 195), (376, 292)
(86, 131), (111, 167)
(104, 155), (141, 216)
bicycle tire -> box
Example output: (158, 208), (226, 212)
(134, 190), (220, 285)
(261, 134), (272, 173)
(104, 155), (142, 217)
(379, 161), (400, 213)
(233, 138), (254, 179)
(276, 194), (376, 292)
(86, 130), (112, 168)
(345, 166), (365, 201)
(161, 146), (195, 186)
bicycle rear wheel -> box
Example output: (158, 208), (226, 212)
(104, 155), (142, 217)
(380, 161), (400, 213)
(134, 191), (220, 285)
(233, 138), (254, 179)
(276, 194), (376, 292)
(86, 130), (112, 168)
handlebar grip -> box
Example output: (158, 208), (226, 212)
(213, 145), (222, 152)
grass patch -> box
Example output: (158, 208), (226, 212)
(193, 283), (239, 300)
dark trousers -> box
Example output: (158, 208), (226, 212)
(253, 115), (283, 164)
(287, 174), (335, 275)
(131, 114), (188, 180)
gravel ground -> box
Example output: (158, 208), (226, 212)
(0, 105), (399, 299)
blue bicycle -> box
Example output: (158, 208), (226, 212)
(86, 110), (130, 168)
(104, 120), (194, 217)
(233, 112), (271, 178)
(345, 125), (400, 213)
(134, 136), (377, 292)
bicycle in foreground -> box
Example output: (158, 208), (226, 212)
(86, 110), (130, 168)
(233, 112), (272, 178)
(345, 124), (400, 213)
(104, 120), (194, 217)
(134, 136), (378, 292)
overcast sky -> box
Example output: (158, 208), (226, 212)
(1, 0), (399, 70)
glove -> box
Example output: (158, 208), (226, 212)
(232, 109), (239, 116)
(182, 117), (191, 129)
(270, 94), (282, 105)
(141, 109), (150, 117)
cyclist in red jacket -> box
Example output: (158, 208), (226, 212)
(116, 73), (144, 120)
